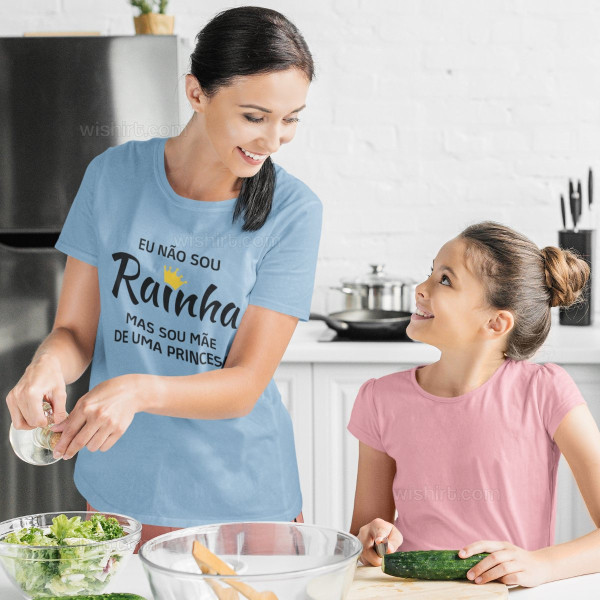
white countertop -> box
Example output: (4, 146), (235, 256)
(1, 555), (599, 599)
(282, 315), (600, 364)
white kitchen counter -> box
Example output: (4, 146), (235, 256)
(282, 315), (600, 364)
(1, 555), (598, 599)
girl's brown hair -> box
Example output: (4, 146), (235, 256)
(460, 221), (590, 360)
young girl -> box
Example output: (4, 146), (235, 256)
(348, 221), (600, 587)
(6, 7), (321, 548)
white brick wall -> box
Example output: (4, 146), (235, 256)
(4, 0), (600, 316)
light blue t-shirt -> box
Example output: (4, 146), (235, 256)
(55, 137), (322, 526)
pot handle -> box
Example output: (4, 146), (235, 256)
(329, 286), (361, 296)
(309, 312), (350, 331)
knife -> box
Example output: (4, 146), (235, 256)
(374, 536), (389, 558)
(560, 194), (567, 230)
(569, 179), (574, 204)
(577, 180), (583, 219)
(589, 168), (593, 209)
(570, 188), (578, 232)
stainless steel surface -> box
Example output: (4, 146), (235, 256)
(0, 35), (180, 232)
(335, 264), (404, 311)
(0, 35), (180, 521)
(401, 279), (419, 313)
(329, 285), (367, 310)
(0, 240), (89, 518)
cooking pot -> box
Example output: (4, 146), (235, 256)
(310, 309), (413, 340)
(331, 264), (404, 311)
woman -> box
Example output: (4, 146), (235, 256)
(6, 7), (322, 547)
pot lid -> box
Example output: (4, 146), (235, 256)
(343, 264), (404, 287)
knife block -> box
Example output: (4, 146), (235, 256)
(558, 229), (595, 326)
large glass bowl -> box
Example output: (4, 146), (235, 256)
(0, 511), (141, 599)
(139, 522), (362, 600)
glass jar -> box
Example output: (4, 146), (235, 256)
(9, 400), (63, 466)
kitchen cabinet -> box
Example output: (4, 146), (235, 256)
(312, 363), (405, 529)
(273, 363), (314, 523)
(276, 320), (600, 544)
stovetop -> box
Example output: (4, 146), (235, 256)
(317, 328), (413, 342)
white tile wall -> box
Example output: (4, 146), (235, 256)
(4, 0), (600, 314)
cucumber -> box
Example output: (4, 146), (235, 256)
(382, 550), (490, 580)
(43, 595), (148, 600)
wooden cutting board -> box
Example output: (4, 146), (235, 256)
(347, 566), (508, 599)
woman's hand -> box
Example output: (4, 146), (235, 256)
(6, 353), (67, 430)
(50, 375), (142, 460)
(459, 540), (551, 587)
(357, 518), (403, 566)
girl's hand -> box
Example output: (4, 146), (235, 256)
(459, 540), (551, 587)
(50, 375), (141, 460)
(6, 354), (67, 430)
(357, 518), (403, 566)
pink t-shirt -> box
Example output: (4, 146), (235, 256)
(347, 359), (585, 551)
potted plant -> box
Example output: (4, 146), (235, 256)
(130, 0), (174, 35)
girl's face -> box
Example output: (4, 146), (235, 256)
(190, 68), (310, 179)
(406, 237), (503, 351)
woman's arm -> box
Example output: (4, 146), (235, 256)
(51, 303), (299, 459)
(141, 304), (299, 419)
(350, 441), (403, 565)
(6, 256), (100, 428)
(461, 404), (600, 586)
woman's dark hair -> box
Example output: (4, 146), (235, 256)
(460, 221), (590, 360)
(189, 6), (314, 231)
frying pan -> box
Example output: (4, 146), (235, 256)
(309, 309), (413, 340)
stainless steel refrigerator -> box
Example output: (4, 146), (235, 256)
(0, 35), (181, 521)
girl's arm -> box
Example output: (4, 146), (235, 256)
(6, 256), (100, 428)
(350, 441), (403, 566)
(536, 403), (600, 579)
(461, 404), (600, 586)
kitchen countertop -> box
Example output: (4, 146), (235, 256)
(282, 314), (600, 364)
(2, 555), (599, 599)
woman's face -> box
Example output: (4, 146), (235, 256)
(406, 237), (498, 351)
(191, 68), (310, 178)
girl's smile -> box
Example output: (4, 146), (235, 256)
(412, 304), (434, 320)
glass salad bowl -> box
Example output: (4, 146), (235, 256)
(139, 521), (362, 600)
(0, 511), (141, 598)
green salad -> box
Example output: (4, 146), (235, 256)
(0, 514), (128, 598)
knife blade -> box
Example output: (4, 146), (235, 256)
(589, 168), (593, 209)
(560, 194), (567, 230)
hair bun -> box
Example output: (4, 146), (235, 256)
(540, 246), (590, 308)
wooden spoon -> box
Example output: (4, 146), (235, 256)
(192, 540), (279, 600)
(200, 564), (239, 600)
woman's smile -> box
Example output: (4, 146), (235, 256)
(237, 146), (269, 165)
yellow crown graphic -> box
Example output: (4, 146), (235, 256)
(163, 265), (188, 290)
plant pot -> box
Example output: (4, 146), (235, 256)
(133, 13), (174, 35)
